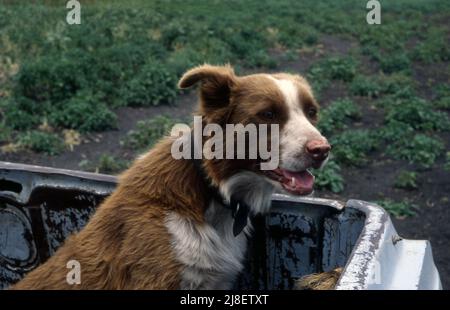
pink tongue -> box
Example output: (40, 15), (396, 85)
(280, 169), (314, 194)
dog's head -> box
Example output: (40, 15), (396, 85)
(179, 64), (330, 196)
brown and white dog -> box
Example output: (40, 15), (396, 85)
(12, 64), (330, 290)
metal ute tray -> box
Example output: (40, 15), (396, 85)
(0, 161), (441, 289)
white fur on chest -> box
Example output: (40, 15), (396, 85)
(165, 202), (249, 289)
(165, 171), (274, 289)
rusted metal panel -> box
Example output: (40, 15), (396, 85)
(234, 195), (361, 289)
(0, 204), (38, 287)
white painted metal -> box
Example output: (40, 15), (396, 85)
(336, 200), (442, 290)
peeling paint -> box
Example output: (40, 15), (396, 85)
(335, 200), (387, 289)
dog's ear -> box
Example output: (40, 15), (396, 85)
(178, 64), (236, 108)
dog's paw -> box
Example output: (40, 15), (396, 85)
(220, 171), (274, 215)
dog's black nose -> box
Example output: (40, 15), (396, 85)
(306, 139), (331, 161)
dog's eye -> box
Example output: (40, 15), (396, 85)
(308, 108), (317, 118)
(261, 110), (275, 120)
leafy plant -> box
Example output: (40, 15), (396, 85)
(433, 84), (450, 110)
(277, 23), (319, 48)
(351, 73), (415, 98)
(330, 129), (378, 166)
(167, 47), (204, 76)
(318, 99), (361, 136)
(15, 56), (86, 103)
(307, 56), (357, 92)
(445, 152), (450, 171)
(435, 84), (450, 98)
(313, 56), (357, 81)
(307, 65), (331, 94)
(385, 97), (450, 132)
(124, 115), (181, 150)
(79, 155), (130, 174)
(49, 91), (117, 132)
(0, 121), (12, 143)
(379, 53), (411, 74)
(377, 199), (418, 218)
(18, 131), (64, 155)
(350, 75), (383, 98)
(96, 154), (129, 174)
(376, 120), (414, 142)
(3, 97), (42, 130)
(379, 73), (415, 96)
(323, 57), (357, 82)
(394, 171), (418, 190)
(386, 134), (444, 168)
(434, 96), (450, 110)
(412, 27), (450, 63)
(121, 62), (177, 107)
(314, 159), (344, 193)
(244, 49), (277, 68)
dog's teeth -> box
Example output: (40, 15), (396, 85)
(291, 177), (295, 186)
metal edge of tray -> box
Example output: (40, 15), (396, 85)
(0, 161), (117, 204)
(0, 161), (117, 184)
(271, 193), (345, 211)
(335, 199), (390, 290)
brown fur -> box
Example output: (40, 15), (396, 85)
(294, 268), (343, 290)
(179, 65), (318, 185)
(12, 137), (211, 289)
(12, 64), (318, 290)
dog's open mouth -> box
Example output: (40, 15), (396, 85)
(264, 168), (314, 195)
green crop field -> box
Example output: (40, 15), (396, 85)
(0, 0), (449, 215)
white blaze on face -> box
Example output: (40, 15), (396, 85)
(268, 76), (324, 171)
